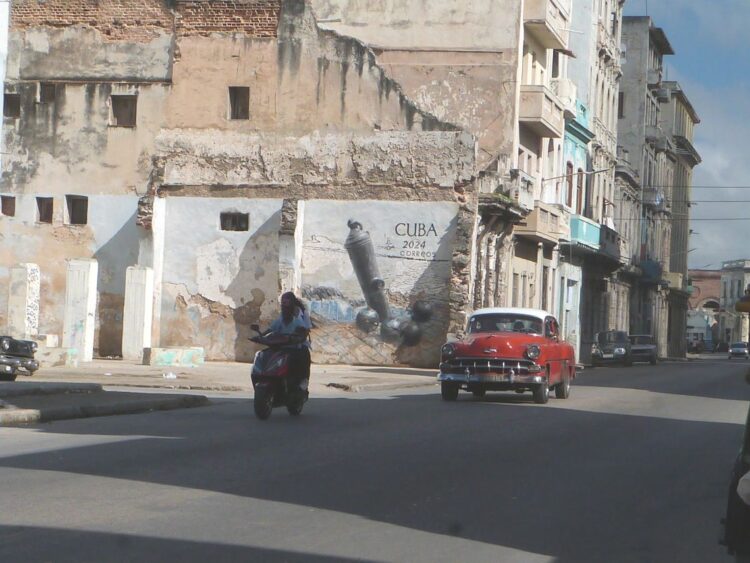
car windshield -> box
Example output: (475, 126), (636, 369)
(468, 314), (543, 335)
(597, 331), (628, 344)
(731, 342), (747, 348)
(629, 336), (653, 345)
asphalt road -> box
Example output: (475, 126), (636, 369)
(1, 357), (748, 563)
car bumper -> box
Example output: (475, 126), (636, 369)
(0, 355), (39, 373)
(438, 372), (546, 386)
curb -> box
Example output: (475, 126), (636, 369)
(325, 380), (437, 393)
(0, 383), (102, 398)
(0, 394), (209, 426)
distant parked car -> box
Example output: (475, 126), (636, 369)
(629, 335), (658, 365)
(728, 342), (750, 360)
(591, 330), (632, 367)
(0, 335), (39, 381)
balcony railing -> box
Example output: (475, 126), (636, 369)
(664, 272), (684, 291)
(647, 68), (662, 88)
(599, 224), (621, 262)
(519, 85), (564, 139)
(569, 214), (600, 250)
(550, 78), (577, 120)
(523, 0), (570, 50)
(592, 117), (617, 156)
(515, 201), (565, 244)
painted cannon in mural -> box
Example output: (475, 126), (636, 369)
(345, 219), (432, 345)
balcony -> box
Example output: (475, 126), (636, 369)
(568, 214), (600, 251)
(596, 21), (620, 63)
(646, 125), (669, 152)
(599, 224), (621, 262)
(551, 78), (577, 120)
(519, 85), (564, 139)
(515, 201), (565, 245)
(592, 117), (617, 156)
(643, 187), (667, 210)
(647, 68), (662, 88)
(664, 272), (684, 291)
(524, 0), (570, 50)
(509, 168), (536, 212)
(641, 259), (664, 285)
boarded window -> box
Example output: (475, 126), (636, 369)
(39, 83), (56, 103)
(66, 195), (88, 225)
(111, 95), (137, 127)
(1, 195), (15, 217)
(228, 87), (250, 120)
(220, 212), (249, 231)
(4, 93), (20, 118)
(37, 197), (53, 223)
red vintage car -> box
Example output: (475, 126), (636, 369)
(438, 308), (577, 404)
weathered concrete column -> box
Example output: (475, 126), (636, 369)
(7, 263), (40, 339)
(278, 199), (305, 295)
(62, 259), (98, 362)
(121, 266), (154, 362)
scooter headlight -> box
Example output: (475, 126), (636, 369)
(526, 344), (541, 360)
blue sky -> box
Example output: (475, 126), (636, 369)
(623, 0), (750, 270)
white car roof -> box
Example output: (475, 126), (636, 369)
(470, 308), (552, 323)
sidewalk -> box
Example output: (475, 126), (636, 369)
(26, 360), (439, 394)
(0, 360), (438, 426)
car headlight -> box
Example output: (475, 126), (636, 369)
(526, 344), (541, 360)
(0, 338), (9, 352)
(441, 343), (456, 360)
(614, 347), (625, 355)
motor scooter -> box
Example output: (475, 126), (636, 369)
(249, 324), (308, 420)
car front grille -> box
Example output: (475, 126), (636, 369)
(442, 357), (536, 375)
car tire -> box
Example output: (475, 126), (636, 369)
(533, 382), (550, 404)
(471, 388), (486, 398)
(555, 370), (571, 399)
(441, 382), (459, 401)
(650, 355), (657, 366)
(0, 370), (17, 382)
(624, 356), (633, 367)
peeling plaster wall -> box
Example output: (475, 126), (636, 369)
(159, 198), (283, 362)
(0, 195), (140, 355)
(310, 0), (521, 51)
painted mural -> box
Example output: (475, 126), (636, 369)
(301, 200), (458, 367)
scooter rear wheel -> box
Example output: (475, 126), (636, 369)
(254, 387), (273, 420)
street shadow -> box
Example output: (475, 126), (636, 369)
(0, 525), (367, 562)
(0, 391), (742, 563)
(353, 367), (436, 377)
(576, 360), (750, 402)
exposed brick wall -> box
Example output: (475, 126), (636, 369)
(11, 0), (174, 42)
(175, 1), (281, 37)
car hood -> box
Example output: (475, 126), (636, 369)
(451, 333), (546, 359)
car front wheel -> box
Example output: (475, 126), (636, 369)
(555, 370), (571, 399)
(441, 382), (459, 401)
(533, 382), (550, 404)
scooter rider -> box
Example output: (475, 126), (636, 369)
(268, 291), (312, 389)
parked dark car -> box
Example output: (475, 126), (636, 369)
(628, 335), (658, 365)
(720, 395), (750, 557)
(591, 330), (632, 367)
(729, 342), (750, 360)
(0, 335), (39, 381)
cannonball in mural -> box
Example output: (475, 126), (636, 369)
(356, 307), (380, 333)
(410, 300), (433, 323)
(400, 321), (423, 346)
(380, 318), (402, 342)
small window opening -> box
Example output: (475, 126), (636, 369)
(66, 195), (88, 225)
(229, 87), (250, 120)
(618, 92), (625, 119)
(1, 195), (15, 217)
(220, 212), (249, 231)
(4, 93), (20, 118)
(39, 83), (56, 104)
(110, 95), (137, 127)
(36, 197), (53, 223)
